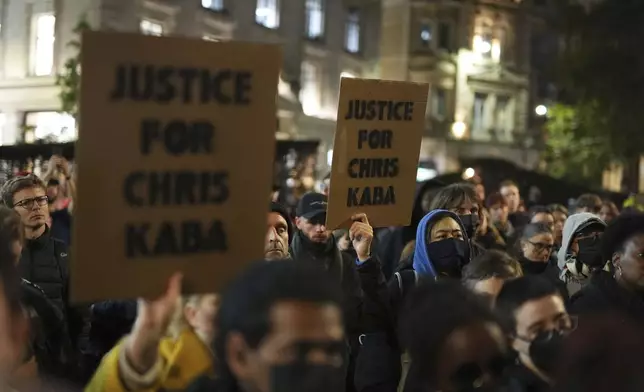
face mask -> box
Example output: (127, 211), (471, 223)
(528, 330), (565, 375)
(458, 214), (479, 239)
(427, 238), (468, 277)
(577, 237), (602, 268)
(270, 361), (345, 392)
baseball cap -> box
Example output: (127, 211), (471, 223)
(296, 192), (328, 219)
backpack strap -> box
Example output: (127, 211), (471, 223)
(394, 270), (418, 299)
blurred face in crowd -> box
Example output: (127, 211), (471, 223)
(12, 187), (48, 232)
(266, 212), (289, 260)
(472, 278), (506, 302)
(613, 233), (644, 291)
(599, 204), (618, 223)
(296, 214), (330, 244)
(552, 212), (567, 245)
(500, 185), (520, 213)
(184, 294), (220, 346)
(511, 294), (574, 377)
(430, 217), (464, 242)
(433, 322), (507, 392)
(46, 183), (59, 203)
(475, 184), (485, 204)
(521, 232), (554, 263)
(531, 213), (555, 233)
(227, 301), (344, 392)
(489, 203), (509, 225)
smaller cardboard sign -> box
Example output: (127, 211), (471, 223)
(72, 31), (281, 302)
(326, 78), (428, 229)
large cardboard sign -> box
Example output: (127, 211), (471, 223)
(72, 31), (281, 302)
(326, 78), (428, 229)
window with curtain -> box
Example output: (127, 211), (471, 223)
(305, 0), (325, 39)
(32, 13), (56, 76)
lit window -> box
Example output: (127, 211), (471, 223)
(202, 0), (224, 11)
(256, 0), (280, 29)
(432, 88), (446, 118)
(140, 19), (163, 36)
(24, 112), (76, 143)
(472, 93), (488, 134)
(305, 0), (325, 39)
(345, 9), (360, 53)
(420, 24), (432, 46)
(300, 61), (321, 116)
(32, 14), (56, 76)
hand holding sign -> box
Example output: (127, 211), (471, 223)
(349, 213), (373, 262)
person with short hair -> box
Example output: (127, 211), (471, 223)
(599, 200), (619, 224)
(429, 183), (480, 242)
(398, 281), (509, 392)
(486, 192), (515, 244)
(569, 213), (644, 324)
(575, 193), (602, 214)
(462, 250), (523, 304)
(496, 276), (577, 391)
(528, 206), (554, 233)
(548, 204), (568, 247)
(499, 180), (530, 229)
(265, 202), (294, 261)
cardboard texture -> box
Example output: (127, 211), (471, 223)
(326, 78), (428, 229)
(72, 31), (281, 302)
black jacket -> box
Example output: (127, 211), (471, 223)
(501, 362), (551, 392)
(569, 271), (644, 324)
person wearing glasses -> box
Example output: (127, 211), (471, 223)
(516, 223), (569, 300)
(0, 175), (82, 367)
(556, 213), (606, 296)
(496, 276), (577, 391)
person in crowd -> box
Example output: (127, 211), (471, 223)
(548, 204), (568, 248)
(265, 202), (294, 260)
(87, 274), (219, 392)
(556, 213), (606, 296)
(0, 175), (83, 353)
(462, 250), (523, 304)
(0, 206), (73, 385)
(515, 223), (566, 298)
(528, 206), (555, 233)
(377, 179), (444, 278)
(496, 276), (577, 391)
(41, 155), (75, 246)
(599, 200), (619, 224)
(574, 193), (602, 214)
(552, 316), (644, 392)
(187, 260), (346, 392)
(487, 192), (515, 244)
(472, 208), (506, 251)
(469, 177), (486, 204)
(499, 180), (529, 229)
(398, 281), (509, 392)
(429, 183), (480, 241)
(568, 213), (644, 324)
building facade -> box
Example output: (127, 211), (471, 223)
(0, 0), (380, 169)
(380, 0), (556, 172)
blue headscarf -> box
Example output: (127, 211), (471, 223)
(412, 209), (470, 278)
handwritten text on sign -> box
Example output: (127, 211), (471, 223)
(325, 78), (428, 229)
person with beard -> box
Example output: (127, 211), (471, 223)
(496, 276), (577, 392)
(265, 202), (294, 260)
(428, 183), (483, 257)
(568, 213), (644, 325)
(399, 281), (509, 392)
(187, 260), (347, 392)
(556, 213), (606, 296)
(515, 223), (567, 299)
(376, 179), (444, 279)
(0, 175), (83, 360)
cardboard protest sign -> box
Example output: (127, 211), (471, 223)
(72, 31), (281, 302)
(326, 78), (428, 229)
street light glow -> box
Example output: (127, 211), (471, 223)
(535, 105), (548, 116)
(462, 167), (475, 180)
(451, 121), (467, 139)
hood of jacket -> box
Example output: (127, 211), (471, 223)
(409, 179), (445, 231)
(412, 209), (471, 278)
(270, 202), (294, 245)
(557, 212), (606, 271)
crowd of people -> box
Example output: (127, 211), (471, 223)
(0, 154), (642, 391)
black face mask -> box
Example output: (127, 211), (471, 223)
(577, 236), (602, 268)
(458, 214), (480, 239)
(426, 238), (468, 277)
(270, 362), (345, 392)
(529, 330), (565, 375)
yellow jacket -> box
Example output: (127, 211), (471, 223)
(85, 328), (213, 392)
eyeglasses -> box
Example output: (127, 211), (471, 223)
(14, 196), (48, 210)
(528, 241), (554, 252)
(516, 315), (579, 343)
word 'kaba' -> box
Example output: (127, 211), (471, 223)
(347, 186), (396, 207)
(126, 220), (227, 257)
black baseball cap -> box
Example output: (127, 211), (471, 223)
(296, 192), (328, 219)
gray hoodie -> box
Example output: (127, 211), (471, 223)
(557, 212), (606, 295)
